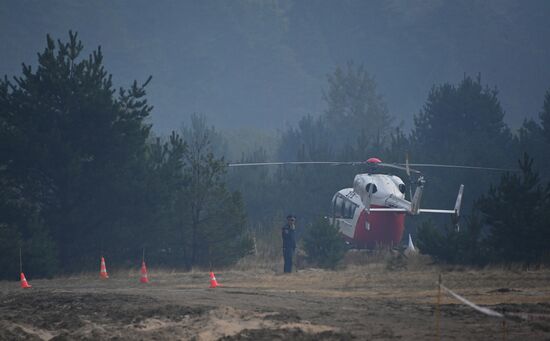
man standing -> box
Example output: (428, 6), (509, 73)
(282, 214), (297, 273)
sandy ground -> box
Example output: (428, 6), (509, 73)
(1, 259), (550, 340)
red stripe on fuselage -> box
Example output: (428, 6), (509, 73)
(353, 205), (405, 248)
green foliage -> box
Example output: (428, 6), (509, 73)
(418, 154), (550, 267)
(0, 217), (58, 279)
(21, 215), (59, 278)
(324, 62), (393, 150)
(410, 75), (514, 216)
(278, 114), (333, 162)
(417, 214), (486, 265)
(278, 63), (392, 162)
(0, 224), (22, 279)
(3, 27), (550, 276)
(0, 32), (253, 277)
(303, 217), (346, 269)
(226, 147), (277, 222)
(516, 118), (550, 183)
(230, 69), (550, 270)
(0, 31), (157, 272)
(255, 63), (394, 227)
(139, 132), (187, 266)
(540, 89), (550, 143)
(406, 79), (550, 264)
(179, 114), (253, 269)
(478, 154), (550, 265)
(413, 75), (510, 156)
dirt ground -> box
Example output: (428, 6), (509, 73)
(1, 258), (550, 340)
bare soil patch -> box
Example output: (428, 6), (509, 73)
(0, 263), (549, 340)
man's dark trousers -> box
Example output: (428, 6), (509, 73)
(283, 247), (294, 273)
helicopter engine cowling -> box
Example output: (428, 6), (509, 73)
(353, 173), (407, 209)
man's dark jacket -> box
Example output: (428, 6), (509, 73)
(282, 224), (296, 249)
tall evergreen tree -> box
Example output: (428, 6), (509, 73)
(0, 31), (153, 272)
(516, 118), (550, 183)
(514, 88), (550, 183)
(411, 75), (515, 214)
(323, 62), (393, 152)
(226, 147), (275, 224)
(413, 75), (511, 164)
(138, 132), (187, 265)
(268, 63), (395, 228)
(180, 114), (252, 268)
(478, 154), (550, 265)
(540, 89), (550, 143)
(278, 114), (332, 162)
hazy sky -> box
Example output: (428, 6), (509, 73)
(1, 0), (549, 134)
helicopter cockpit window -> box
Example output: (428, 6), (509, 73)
(333, 194), (358, 219)
(333, 196), (344, 218)
(344, 199), (357, 219)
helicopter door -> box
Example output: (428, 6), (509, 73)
(332, 194), (359, 238)
(332, 194), (358, 219)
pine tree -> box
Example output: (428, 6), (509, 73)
(0, 31), (154, 272)
(180, 114), (252, 268)
(417, 214), (486, 265)
(303, 217), (347, 269)
(540, 89), (550, 143)
(478, 154), (550, 265)
(323, 62), (393, 152)
(410, 75), (515, 220)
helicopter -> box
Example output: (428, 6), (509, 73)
(329, 157), (462, 248)
(229, 157), (510, 248)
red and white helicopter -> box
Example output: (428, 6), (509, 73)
(329, 157), (462, 248)
(229, 157), (508, 248)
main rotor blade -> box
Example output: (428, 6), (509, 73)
(402, 163), (518, 172)
(228, 160), (423, 173)
(379, 162), (421, 174)
(227, 161), (358, 167)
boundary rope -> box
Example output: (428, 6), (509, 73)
(437, 282), (503, 318)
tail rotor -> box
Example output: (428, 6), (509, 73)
(452, 184), (464, 231)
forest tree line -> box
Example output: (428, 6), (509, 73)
(1, 33), (549, 279)
(0, 33), (252, 279)
(228, 64), (550, 267)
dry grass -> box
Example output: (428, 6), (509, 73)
(3, 253), (550, 340)
(234, 223), (284, 272)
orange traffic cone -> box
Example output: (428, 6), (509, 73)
(20, 272), (32, 289)
(209, 271), (221, 288)
(99, 256), (109, 279)
(139, 261), (149, 284)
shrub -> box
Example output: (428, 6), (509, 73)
(303, 217), (347, 269)
(417, 214), (487, 266)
